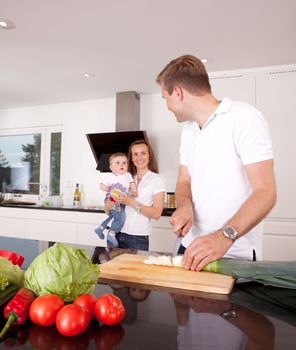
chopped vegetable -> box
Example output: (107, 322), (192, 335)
(203, 259), (296, 289)
(24, 243), (100, 302)
(0, 256), (24, 291)
(0, 250), (24, 267)
(0, 287), (35, 339)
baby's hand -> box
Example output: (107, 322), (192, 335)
(130, 190), (138, 198)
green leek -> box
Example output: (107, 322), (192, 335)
(203, 259), (296, 289)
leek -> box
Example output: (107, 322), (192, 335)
(203, 259), (296, 289)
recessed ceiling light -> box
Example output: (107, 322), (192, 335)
(83, 73), (96, 78)
(0, 19), (16, 30)
(201, 58), (208, 63)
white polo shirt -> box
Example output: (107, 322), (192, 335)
(121, 171), (165, 236)
(180, 98), (273, 260)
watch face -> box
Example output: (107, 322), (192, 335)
(222, 225), (238, 241)
(226, 227), (235, 236)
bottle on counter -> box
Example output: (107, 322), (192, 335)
(73, 183), (81, 206)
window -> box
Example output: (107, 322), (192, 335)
(0, 128), (62, 196)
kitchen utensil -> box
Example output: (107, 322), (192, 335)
(172, 236), (182, 257)
(99, 254), (235, 295)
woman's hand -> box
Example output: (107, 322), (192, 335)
(116, 193), (134, 206)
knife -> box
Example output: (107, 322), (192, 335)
(171, 235), (182, 257)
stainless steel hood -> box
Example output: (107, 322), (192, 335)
(87, 91), (148, 172)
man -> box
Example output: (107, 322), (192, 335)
(156, 54), (276, 271)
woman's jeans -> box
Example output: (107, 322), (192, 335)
(116, 232), (149, 251)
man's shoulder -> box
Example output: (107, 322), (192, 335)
(229, 99), (261, 115)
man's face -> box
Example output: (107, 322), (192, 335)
(161, 85), (186, 122)
(109, 155), (128, 175)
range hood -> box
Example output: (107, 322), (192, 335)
(87, 91), (148, 172)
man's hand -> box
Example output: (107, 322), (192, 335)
(182, 230), (233, 271)
(170, 204), (193, 236)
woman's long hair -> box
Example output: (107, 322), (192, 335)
(128, 139), (159, 175)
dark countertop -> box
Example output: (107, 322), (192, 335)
(1, 246), (296, 350)
(0, 203), (175, 216)
(0, 282), (295, 349)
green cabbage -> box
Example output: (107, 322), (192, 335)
(0, 256), (24, 290)
(24, 243), (99, 302)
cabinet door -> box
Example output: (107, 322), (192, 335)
(256, 71), (296, 219)
(150, 217), (176, 253)
(210, 74), (255, 105)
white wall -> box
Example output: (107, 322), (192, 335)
(0, 98), (116, 206)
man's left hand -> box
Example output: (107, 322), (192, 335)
(182, 231), (233, 271)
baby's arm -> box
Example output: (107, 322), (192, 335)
(100, 183), (110, 192)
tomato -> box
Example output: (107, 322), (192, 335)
(73, 294), (97, 319)
(56, 304), (90, 337)
(29, 294), (64, 326)
(95, 294), (125, 326)
(94, 324), (125, 350)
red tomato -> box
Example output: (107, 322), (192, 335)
(29, 294), (64, 326)
(95, 294), (125, 326)
(73, 294), (97, 319)
(56, 304), (90, 337)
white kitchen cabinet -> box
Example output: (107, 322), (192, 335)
(0, 207), (106, 247)
(150, 217), (176, 253)
(256, 70), (296, 260)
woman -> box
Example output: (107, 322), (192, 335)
(106, 139), (165, 251)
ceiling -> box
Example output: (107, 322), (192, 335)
(1, 0), (296, 109)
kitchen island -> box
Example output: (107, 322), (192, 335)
(0, 281), (295, 349)
(1, 246), (296, 349)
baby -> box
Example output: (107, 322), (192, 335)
(94, 152), (137, 247)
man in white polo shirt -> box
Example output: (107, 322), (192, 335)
(156, 54), (277, 271)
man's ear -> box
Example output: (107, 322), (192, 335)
(173, 85), (184, 101)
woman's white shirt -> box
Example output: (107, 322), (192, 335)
(121, 171), (165, 236)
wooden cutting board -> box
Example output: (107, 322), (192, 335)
(99, 254), (235, 295)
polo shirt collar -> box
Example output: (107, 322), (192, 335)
(202, 97), (233, 129)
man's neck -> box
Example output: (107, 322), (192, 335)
(191, 94), (221, 128)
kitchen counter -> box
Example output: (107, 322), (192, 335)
(0, 202), (175, 216)
(0, 280), (295, 349)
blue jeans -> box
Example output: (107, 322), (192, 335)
(100, 208), (126, 232)
(116, 232), (149, 251)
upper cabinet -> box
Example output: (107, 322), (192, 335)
(256, 70), (296, 219)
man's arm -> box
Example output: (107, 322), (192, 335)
(183, 159), (277, 271)
(170, 165), (194, 236)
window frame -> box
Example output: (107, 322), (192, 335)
(0, 126), (63, 200)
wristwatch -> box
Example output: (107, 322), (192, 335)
(135, 202), (142, 212)
(221, 304), (236, 321)
(221, 225), (238, 242)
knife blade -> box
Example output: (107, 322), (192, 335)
(172, 235), (182, 257)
